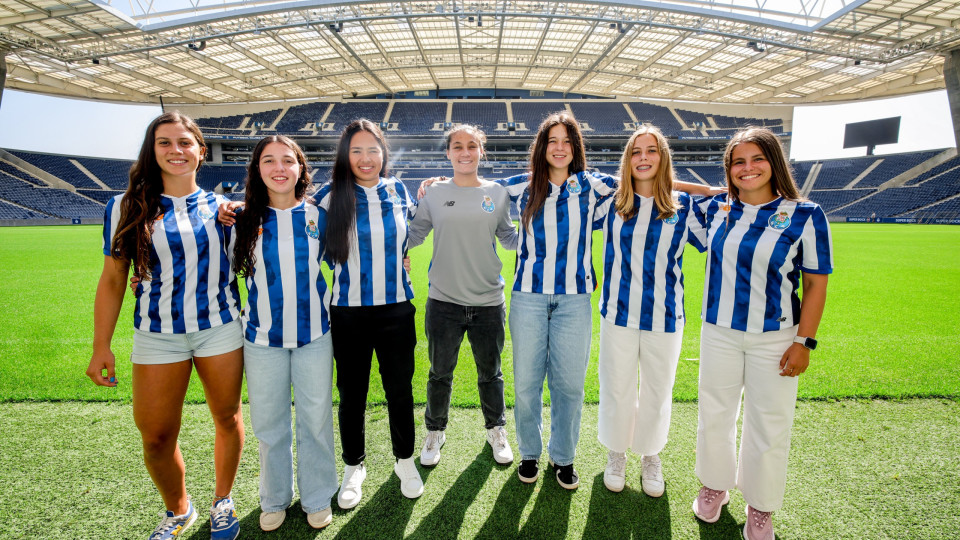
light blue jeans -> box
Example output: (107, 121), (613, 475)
(509, 291), (593, 466)
(244, 334), (338, 514)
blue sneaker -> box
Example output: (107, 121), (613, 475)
(210, 497), (240, 540)
(149, 500), (197, 539)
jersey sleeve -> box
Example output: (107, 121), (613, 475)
(798, 204), (833, 274)
(495, 189), (519, 250)
(592, 196), (613, 231)
(500, 173), (530, 202)
(102, 195), (122, 256)
(406, 189), (433, 250)
(681, 193), (708, 253)
(586, 170), (618, 197)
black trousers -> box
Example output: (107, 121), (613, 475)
(331, 301), (417, 466)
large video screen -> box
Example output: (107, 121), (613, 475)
(791, 90), (953, 160)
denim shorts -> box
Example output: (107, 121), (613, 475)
(131, 319), (243, 365)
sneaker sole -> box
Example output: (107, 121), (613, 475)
(603, 476), (625, 493)
(642, 483), (664, 497)
(259, 513), (285, 532)
(420, 453), (441, 467)
(518, 464), (539, 483)
(691, 491), (730, 523)
(307, 512), (332, 529)
(337, 491), (362, 510)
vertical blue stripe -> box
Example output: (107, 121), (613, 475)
(574, 178), (590, 293)
(192, 194), (213, 331)
(101, 197), (115, 256)
(553, 189), (569, 294)
(704, 199), (731, 326)
(730, 207), (769, 331)
(262, 212), (286, 347)
(380, 188), (399, 302)
(314, 208), (331, 334)
(663, 212), (685, 333)
(638, 215), (662, 330)
(599, 212), (614, 320)
(615, 214), (636, 327)
(292, 208), (311, 347)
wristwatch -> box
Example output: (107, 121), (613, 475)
(793, 336), (817, 350)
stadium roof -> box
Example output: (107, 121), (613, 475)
(0, 0), (956, 105)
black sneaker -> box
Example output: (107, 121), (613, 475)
(518, 459), (539, 483)
(550, 460), (579, 490)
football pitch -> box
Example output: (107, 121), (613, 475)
(0, 223), (958, 539)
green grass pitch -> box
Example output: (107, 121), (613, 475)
(0, 223), (957, 403)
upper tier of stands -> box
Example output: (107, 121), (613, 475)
(192, 100), (786, 139)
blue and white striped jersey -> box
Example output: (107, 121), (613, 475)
(102, 189), (241, 333)
(695, 195), (833, 333)
(241, 201), (331, 348)
(314, 177), (415, 307)
(502, 171), (616, 294)
(596, 191), (706, 332)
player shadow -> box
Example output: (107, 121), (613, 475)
(581, 472), (672, 539)
(406, 451), (495, 539)
(474, 470), (536, 538)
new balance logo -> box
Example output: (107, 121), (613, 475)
(444, 201), (456, 207)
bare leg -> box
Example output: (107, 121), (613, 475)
(195, 348), (245, 498)
(132, 361), (194, 514)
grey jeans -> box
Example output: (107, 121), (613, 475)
(424, 298), (507, 431)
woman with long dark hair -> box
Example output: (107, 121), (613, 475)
(231, 136), (337, 532)
(86, 111), (244, 540)
(315, 119), (423, 507)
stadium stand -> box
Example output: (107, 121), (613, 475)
(450, 102), (507, 135)
(812, 157), (875, 190)
(567, 102), (633, 135)
(0, 160), (47, 187)
(389, 102), (447, 134)
(324, 102), (389, 132)
(0, 199), (53, 219)
(626, 103), (684, 136)
(854, 150), (938, 187)
(74, 157), (131, 190)
(0, 176), (104, 218)
(807, 189), (877, 213)
(275, 102), (332, 133)
(511, 102), (566, 133)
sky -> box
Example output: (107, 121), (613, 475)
(0, 87), (954, 161)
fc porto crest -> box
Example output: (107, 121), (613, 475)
(768, 211), (791, 230)
(385, 185), (403, 204)
(197, 204), (215, 220)
(566, 178), (582, 194)
(664, 212), (679, 225)
(305, 219), (320, 239)
(481, 195), (495, 213)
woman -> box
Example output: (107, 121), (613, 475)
(314, 119), (423, 507)
(503, 112), (617, 489)
(231, 136), (337, 531)
(406, 125), (518, 469)
(690, 128), (831, 540)
(86, 112), (244, 540)
(594, 125), (706, 497)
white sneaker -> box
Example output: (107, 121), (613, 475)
(641, 454), (664, 497)
(259, 510), (285, 532)
(604, 450), (627, 493)
(420, 430), (446, 466)
(337, 463), (366, 509)
(486, 426), (514, 464)
(394, 457), (424, 499)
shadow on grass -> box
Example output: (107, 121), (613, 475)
(475, 469), (536, 538)
(516, 468), (576, 539)
(407, 452), (495, 538)
(582, 472), (673, 539)
(234, 500), (341, 539)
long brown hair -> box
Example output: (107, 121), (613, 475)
(233, 135), (313, 277)
(112, 111), (206, 278)
(325, 119), (389, 264)
(615, 125), (679, 221)
(723, 127), (801, 202)
(522, 112), (586, 231)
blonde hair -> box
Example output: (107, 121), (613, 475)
(615, 125), (678, 220)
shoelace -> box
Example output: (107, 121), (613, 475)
(608, 453), (626, 475)
(491, 429), (507, 450)
(152, 512), (182, 537)
(211, 502), (232, 528)
(750, 508), (771, 528)
(425, 432), (440, 451)
(642, 457), (661, 479)
(700, 486), (724, 503)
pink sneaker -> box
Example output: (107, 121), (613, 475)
(691, 485), (729, 523)
(743, 505), (774, 540)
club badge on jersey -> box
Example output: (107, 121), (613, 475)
(664, 212), (679, 224)
(566, 177), (582, 194)
(481, 195), (495, 213)
(769, 211), (791, 230)
(386, 185), (403, 204)
(198, 204), (215, 221)
(305, 219), (320, 239)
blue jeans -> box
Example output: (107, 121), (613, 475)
(509, 291), (592, 466)
(424, 298), (506, 431)
(244, 334), (338, 514)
